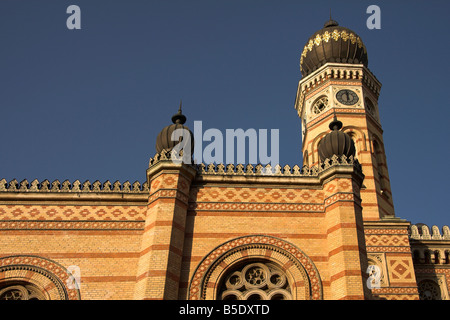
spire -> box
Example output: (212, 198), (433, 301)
(171, 100), (186, 124)
(324, 10), (339, 28)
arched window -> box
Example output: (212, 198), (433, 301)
(0, 281), (46, 300)
(311, 96), (329, 115)
(346, 131), (358, 160)
(218, 260), (293, 300)
(424, 250), (432, 264)
(445, 251), (450, 264)
(364, 97), (376, 117)
(434, 251), (441, 264)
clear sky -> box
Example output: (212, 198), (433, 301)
(0, 1), (449, 228)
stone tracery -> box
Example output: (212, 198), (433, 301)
(219, 261), (293, 300)
(0, 282), (46, 300)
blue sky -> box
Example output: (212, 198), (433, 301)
(0, 1), (449, 228)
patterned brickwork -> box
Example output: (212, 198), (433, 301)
(364, 221), (420, 300)
(0, 205), (146, 221)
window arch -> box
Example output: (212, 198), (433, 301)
(188, 235), (323, 300)
(0, 255), (80, 300)
(364, 97), (377, 118)
(346, 131), (359, 160)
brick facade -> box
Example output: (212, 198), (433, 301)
(1, 21), (448, 301)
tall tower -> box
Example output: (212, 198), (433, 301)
(294, 18), (395, 221)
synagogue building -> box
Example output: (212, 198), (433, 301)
(0, 19), (448, 300)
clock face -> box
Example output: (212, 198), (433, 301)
(336, 89), (359, 105)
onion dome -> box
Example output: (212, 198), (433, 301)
(155, 102), (194, 154)
(318, 115), (356, 162)
(300, 18), (368, 77)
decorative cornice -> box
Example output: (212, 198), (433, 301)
(0, 178), (148, 193)
(295, 63), (382, 118)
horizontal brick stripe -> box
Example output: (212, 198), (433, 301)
(386, 282), (418, 287)
(327, 222), (361, 235)
(136, 270), (180, 283)
(0, 230), (142, 235)
(0, 252), (140, 259)
(81, 276), (136, 283)
(310, 255), (328, 262)
(139, 244), (183, 257)
(328, 245), (362, 258)
(182, 254), (330, 264)
(385, 252), (414, 257)
(143, 220), (185, 234)
(330, 270), (363, 282)
(325, 200), (360, 211)
(338, 295), (365, 300)
(306, 110), (367, 131)
(184, 232), (326, 239)
(187, 211), (325, 217)
(147, 196), (188, 209)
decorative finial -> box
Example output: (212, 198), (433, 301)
(324, 10), (339, 28)
(171, 100), (187, 124)
(329, 112), (343, 131)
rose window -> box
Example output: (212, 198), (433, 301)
(219, 262), (292, 300)
(0, 283), (46, 300)
(418, 280), (442, 300)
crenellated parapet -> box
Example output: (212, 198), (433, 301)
(148, 150), (362, 177)
(409, 224), (450, 241)
(0, 178), (149, 193)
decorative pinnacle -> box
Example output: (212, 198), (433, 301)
(329, 113), (343, 131)
(324, 10), (339, 28)
(171, 100), (187, 124)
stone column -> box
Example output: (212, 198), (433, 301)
(134, 160), (196, 299)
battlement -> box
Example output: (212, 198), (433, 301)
(148, 150), (362, 177)
(0, 178), (149, 193)
(409, 224), (450, 241)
